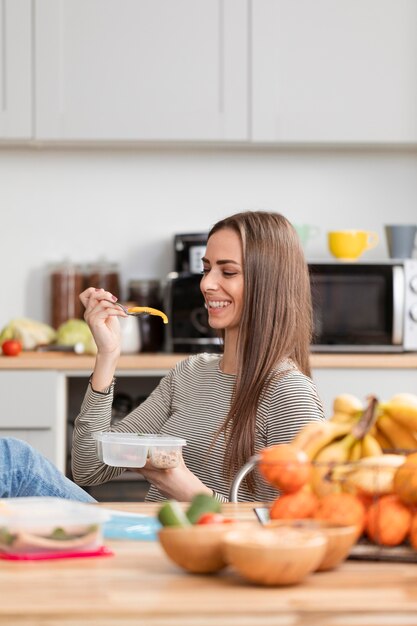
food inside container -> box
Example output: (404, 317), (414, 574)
(92, 432), (186, 468)
(0, 497), (109, 555)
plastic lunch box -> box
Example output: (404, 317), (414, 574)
(0, 497), (110, 556)
(92, 432), (187, 468)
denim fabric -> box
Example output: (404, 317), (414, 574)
(0, 437), (95, 502)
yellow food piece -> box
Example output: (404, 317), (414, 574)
(127, 306), (169, 324)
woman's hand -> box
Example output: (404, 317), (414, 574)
(137, 457), (212, 501)
(79, 287), (127, 356)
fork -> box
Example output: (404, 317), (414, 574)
(104, 300), (149, 317)
(114, 302), (144, 316)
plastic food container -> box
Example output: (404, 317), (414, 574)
(0, 497), (109, 556)
(92, 432), (186, 468)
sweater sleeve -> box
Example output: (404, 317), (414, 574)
(265, 369), (325, 447)
(71, 367), (175, 486)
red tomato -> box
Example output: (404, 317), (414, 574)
(197, 513), (235, 525)
(1, 339), (23, 357)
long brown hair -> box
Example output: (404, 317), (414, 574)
(208, 211), (313, 491)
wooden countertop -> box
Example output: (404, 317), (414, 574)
(0, 351), (416, 370)
(1, 502), (417, 626)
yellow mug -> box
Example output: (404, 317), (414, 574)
(328, 230), (379, 261)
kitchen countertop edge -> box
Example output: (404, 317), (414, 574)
(0, 352), (416, 370)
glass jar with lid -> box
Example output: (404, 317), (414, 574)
(50, 261), (84, 329)
(85, 259), (121, 299)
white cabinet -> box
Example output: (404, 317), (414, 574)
(35, 0), (248, 141)
(313, 367), (417, 419)
(0, 0), (32, 139)
(252, 0), (417, 143)
(0, 371), (66, 470)
(4, 0), (417, 145)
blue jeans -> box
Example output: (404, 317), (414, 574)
(0, 437), (96, 502)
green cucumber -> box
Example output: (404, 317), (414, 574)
(185, 494), (222, 524)
(157, 501), (191, 527)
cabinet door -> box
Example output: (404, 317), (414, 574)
(0, 371), (66, 471)
(252, 0), (417, 143)
(312, 368), (417, 419)
(0, 0), (32, 139)
(35, 0), (248, 141)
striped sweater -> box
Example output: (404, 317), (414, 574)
(72, 353), (324, 502)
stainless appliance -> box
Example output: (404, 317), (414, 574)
(164, 272), (222, 353)
(309, 260), (417, 352)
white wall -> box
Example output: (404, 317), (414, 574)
(1, 146), (417, 329)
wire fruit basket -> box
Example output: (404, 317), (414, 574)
(229, 453), (417, 563)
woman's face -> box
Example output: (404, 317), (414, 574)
(200, 228), (244, 332)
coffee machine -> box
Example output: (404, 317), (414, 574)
(164, 233), (222, 354)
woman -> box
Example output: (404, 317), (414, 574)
(72, 211), (324, 502)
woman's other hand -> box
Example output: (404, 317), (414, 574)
(137, 457), (212, 502)
(79, 287), (127, 356)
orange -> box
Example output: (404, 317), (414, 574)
(259, 444), (311, 493)
(314, 492), (366, 540)
(366, 495), (412, 547)
(393, 452), (417, 506)
(270, 489), (319, 520)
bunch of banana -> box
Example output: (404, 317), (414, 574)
(291, 393), (385, 495)
(292, 394), (382, 461)
(290, 392), (417, 497)
(330, 454), (406, 496)
(291, 420), (354, 461)
(375, 393), (417, 451)
(331, 393), (364, 422)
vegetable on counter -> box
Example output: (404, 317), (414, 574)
(1, 339), (23, 357)
(197, 513), (235, 525)
(185, 494), (222, 524)
(157, 493), (225, 528)
(56, 319), (97, 355)
(0, 318), (56, 350)
(157, 501), (191, 528)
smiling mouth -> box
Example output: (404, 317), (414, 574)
(205, 300), (232, 309)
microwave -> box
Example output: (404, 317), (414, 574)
(309, 260), (417, 352)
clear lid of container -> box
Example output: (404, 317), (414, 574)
(92, 432), (186, 447)
(0, 497), (109, 530)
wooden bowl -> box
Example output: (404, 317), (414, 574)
(222, 526), (327, 586)
(266, 519), (357, 571)
(158, 524), (233, 574)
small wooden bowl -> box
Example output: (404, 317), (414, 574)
(222, 526), (327, 586)
(158, 524), (233, 574)
(266, 519), (357, 571)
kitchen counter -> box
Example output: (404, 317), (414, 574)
(0, 502), (417, 626)
(0, 351), (417, 370)
(1, 351), (415, 471)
